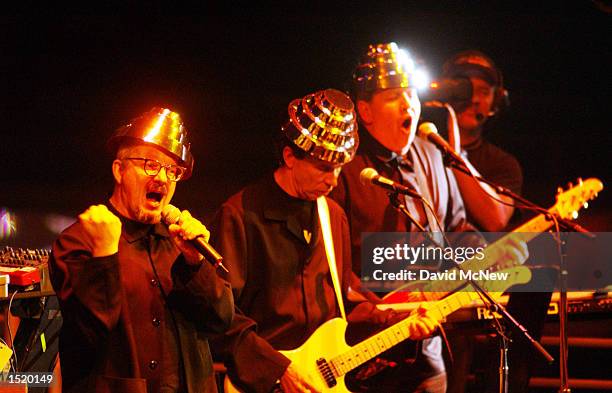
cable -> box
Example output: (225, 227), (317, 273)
(420, 196), (453, 248)
(6, 289), (19, 372)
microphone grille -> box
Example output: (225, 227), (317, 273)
(417, 122), (438, 138)
(359, 167), (379, 186)
(161, 204), (181, 225)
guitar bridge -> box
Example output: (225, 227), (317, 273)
(316, 358), (337, 388)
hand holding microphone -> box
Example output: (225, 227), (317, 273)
(162, 205), (229, 273)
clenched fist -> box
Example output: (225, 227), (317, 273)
(78, 205), (122, 257)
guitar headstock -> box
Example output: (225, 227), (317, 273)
(553, 178), (603, 220)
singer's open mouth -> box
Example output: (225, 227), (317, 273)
(402, 117), (412, 130)
(146, 192), (163, 203)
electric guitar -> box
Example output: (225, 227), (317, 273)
(224, 266), (532, 392)
(383, 177), (604, 301)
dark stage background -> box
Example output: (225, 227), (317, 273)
(2, 4), (611, 247)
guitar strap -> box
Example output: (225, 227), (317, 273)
(316, 196), (347, 321)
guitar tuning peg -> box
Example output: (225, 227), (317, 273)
(578, 177), (583, 185)
(567, 182), (573, 189)
(572, 211), (579, 219)
(583, 202), (589, 209)
(557, 187), (563, 194)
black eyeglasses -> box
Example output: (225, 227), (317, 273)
(123, 157), (187, 182)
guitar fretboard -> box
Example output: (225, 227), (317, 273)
(329, 288), (486, 376)
(419, 207), (557, 295)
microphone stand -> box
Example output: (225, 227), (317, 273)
(443, 154), (592, 393)
(388, 192), (427, 232)
(558, 232), (571, 393)
(386, 189), (555, 393)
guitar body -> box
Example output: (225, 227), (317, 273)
(279, 318), (352, 392)
(225, 317), (352, 392)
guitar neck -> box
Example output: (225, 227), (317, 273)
(419, 207), (556, 293)
(330, 290), (482, 376)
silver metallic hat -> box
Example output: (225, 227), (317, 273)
(282, 89), (358, 165)
(108, 107), (194, 179)
(353, 42), (416, 94)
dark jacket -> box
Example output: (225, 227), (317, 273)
(49, 205), (234, 393)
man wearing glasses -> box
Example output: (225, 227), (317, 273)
(49, 108), (234, 393)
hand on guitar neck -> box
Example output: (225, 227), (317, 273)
(406, 304), (440, 340)
(384, 235), (530, 304)
(483, 234), (529, 271)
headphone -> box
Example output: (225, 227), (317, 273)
(442, 50), (509, 117)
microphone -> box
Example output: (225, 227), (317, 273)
(359, 168), (422, 200)
(162, 205), (229, 273)
(417, 122), (466, 166)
